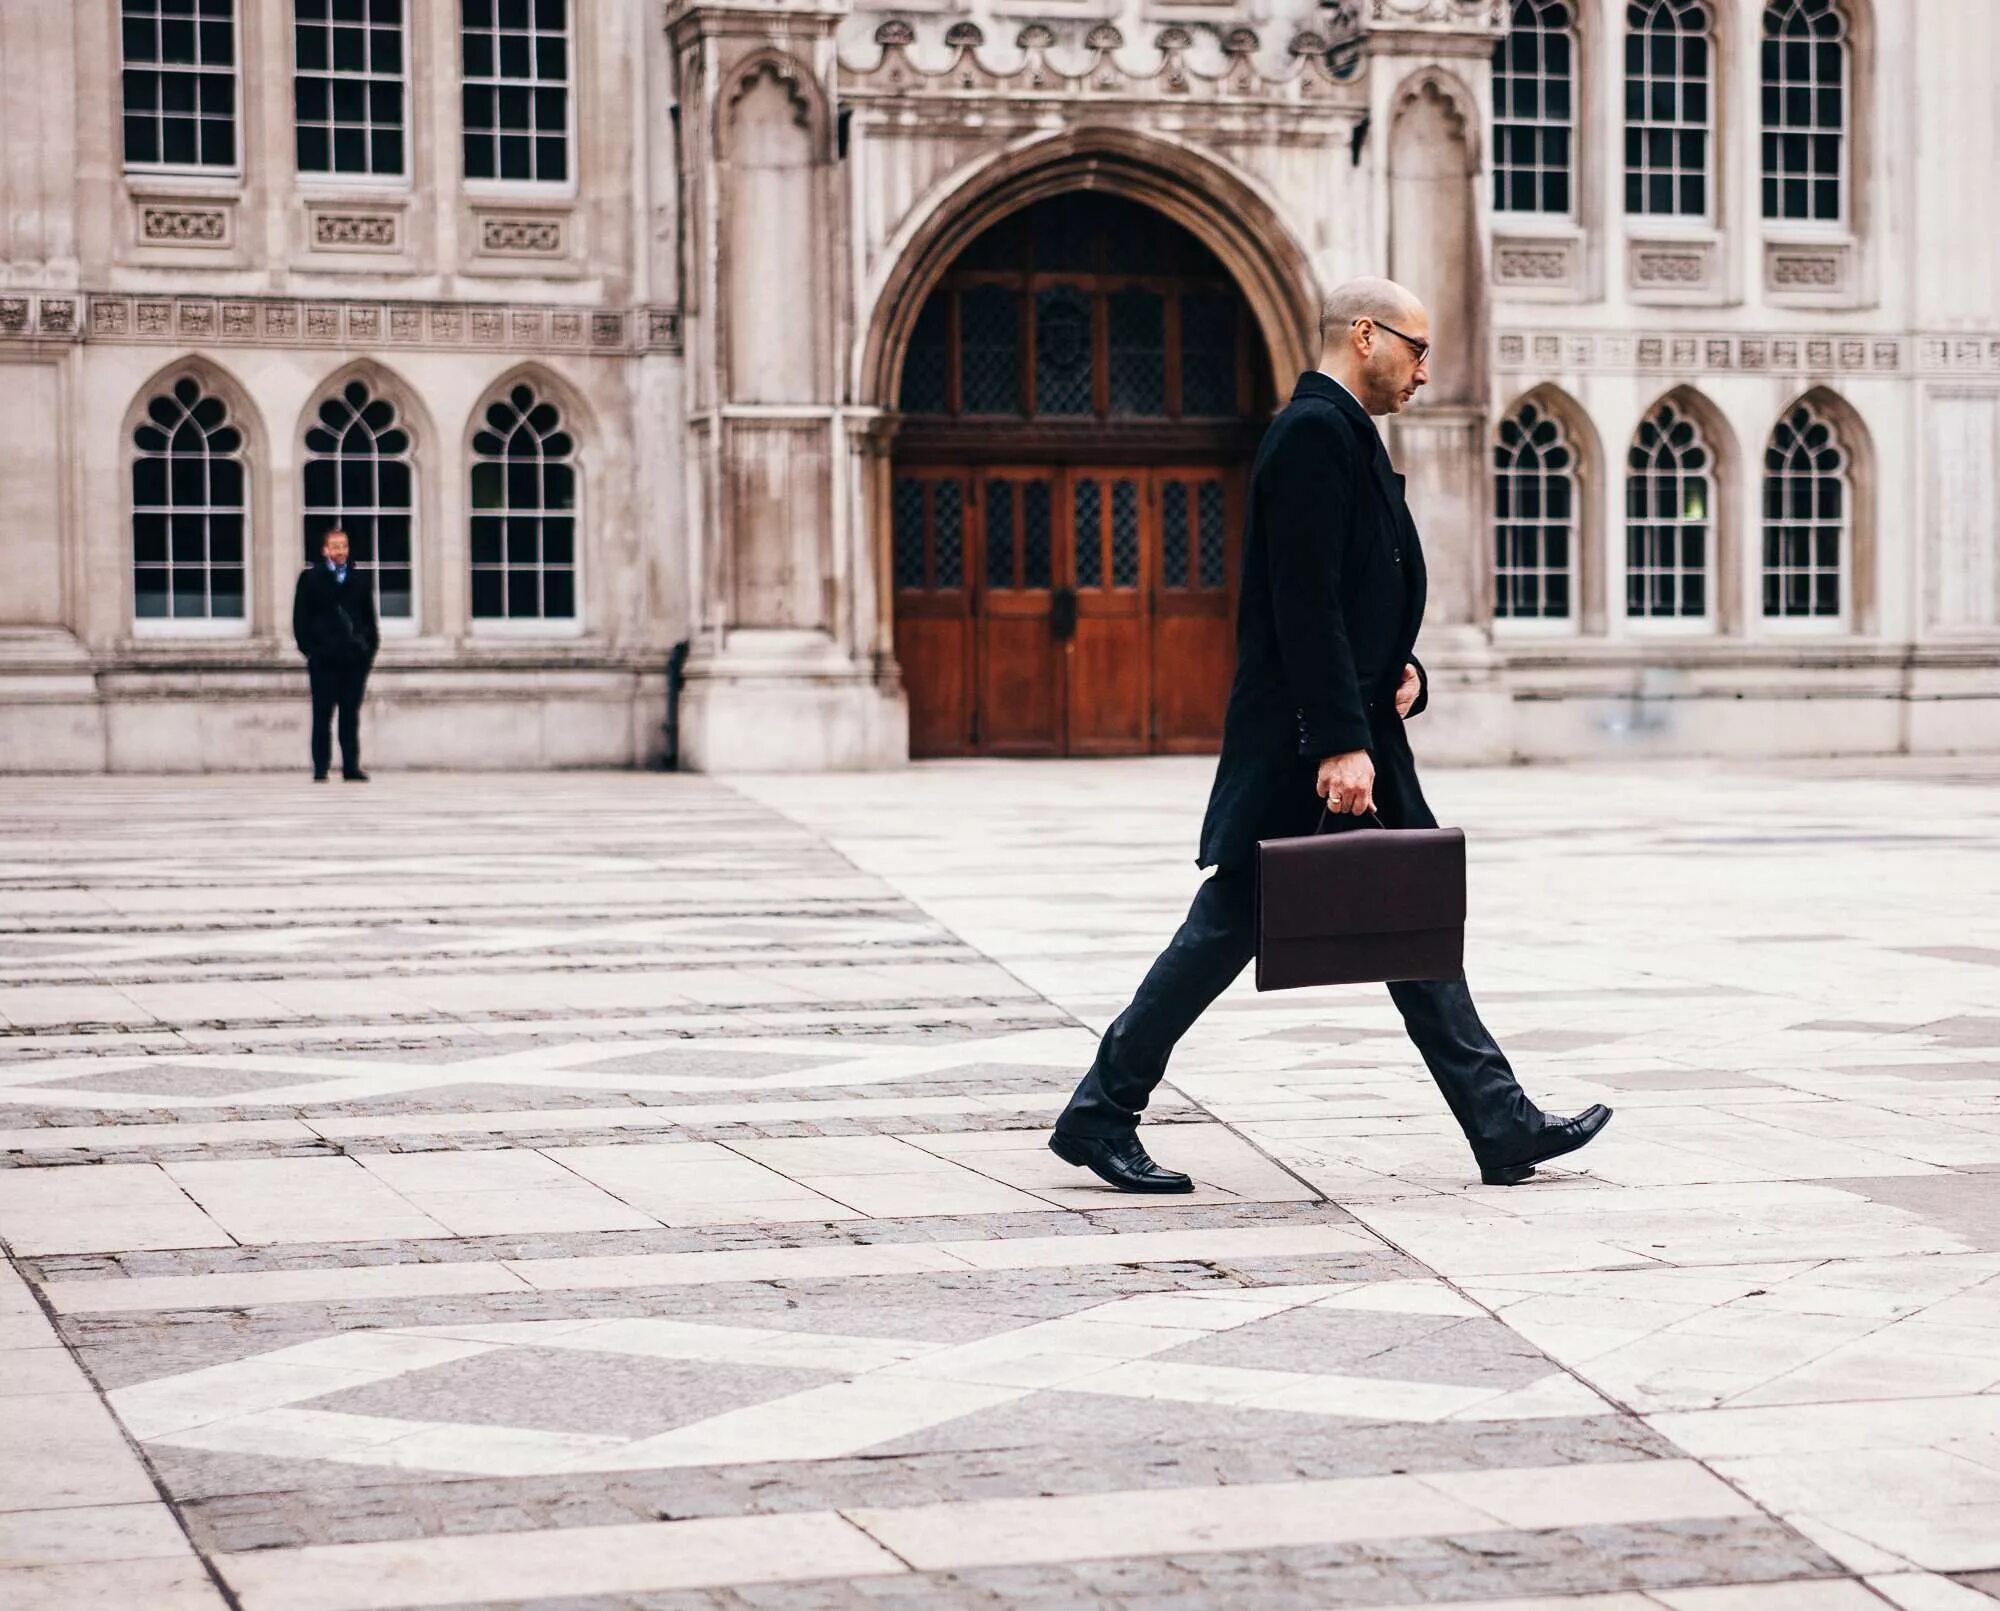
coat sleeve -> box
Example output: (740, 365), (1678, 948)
(291, 572), (314, 659)
(357, 578), (379, 656)
(1263, 410), (1373, 760)
(1406, 652), (1430, 719)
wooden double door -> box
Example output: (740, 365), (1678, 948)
(892, 463), (1240, 757)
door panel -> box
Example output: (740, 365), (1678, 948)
(976, 470), (1061, 754)
(891, 471), (974, 757)
(1151, 467), (1238, 752)
(1065, 469), (1150, 754)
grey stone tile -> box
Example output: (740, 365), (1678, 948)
(1161, 1307), (1552, 1388)
(1819, 1173), (2000, 1250)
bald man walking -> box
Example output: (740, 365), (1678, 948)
(1050, 277), (1611, 1193)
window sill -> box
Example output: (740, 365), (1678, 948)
(130, 618), (252, 640)
(468, 618), (588, 640)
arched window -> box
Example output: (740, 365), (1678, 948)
(1624, 0), (1713, 218)
(1761, 0), (1847, 222)
(1763, 403), (1847, 620)
(304, 381), (415, 620)
(1493, 0), (1576, 215)
(1494, 402), (1576, 621)
(131, 376), (246, 622)
(1626, 402), (1713, 620)
(469, 384), (577, 622)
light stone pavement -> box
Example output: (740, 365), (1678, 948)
(1, 761), (1998, 1611)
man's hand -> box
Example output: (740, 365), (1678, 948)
(1316, 749), (1375, 817)
(1394, 663), (1422, 719)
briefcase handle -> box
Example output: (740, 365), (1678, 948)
(1316, 806), (1388, 833)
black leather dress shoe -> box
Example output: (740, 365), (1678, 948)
(343, 769), (370, 782)
(1049, 1130), (1194, 1194)
(1479, 1104), (1613, 1185)
(312, 771), (328, 782)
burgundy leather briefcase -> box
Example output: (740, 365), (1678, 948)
(1254, 814), (1466, 991)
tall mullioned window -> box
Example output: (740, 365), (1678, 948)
(1762, 403), (1848, 620)
(462, 0), (570, 184)
(1624, 0), (1713, 218)
(1493, 402), (1576, 622)
(304, 382), (416, 619)
(121, 0), (237, 169)
(1626, 402), (1713, 621)
(1492, 0), (1576, 215)
(470, 385), (577, 621)
(132, 378), (247, 622)
(1761, 0), (1848, 222)
(294, 0), (407, 177)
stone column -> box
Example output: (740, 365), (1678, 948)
(666, 0), (907, 771)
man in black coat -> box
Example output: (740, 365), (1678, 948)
(1050, 277), (1610, 1192)
(292, 526), (378, 782)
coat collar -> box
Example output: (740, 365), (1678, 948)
(1291, 369), (1374, 431)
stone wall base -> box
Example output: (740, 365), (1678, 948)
(675, 630), (909, 774)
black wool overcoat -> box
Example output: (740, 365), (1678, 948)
(1197, 371), (1436, 869)
(292, 565), (380, 666)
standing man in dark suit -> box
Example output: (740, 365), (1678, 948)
(292, 526), (377, 782)
(1050, 277), (1610, 1193)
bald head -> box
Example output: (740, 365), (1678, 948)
(1318, 276), (1424, 350)
(1317, 276), (1431, 416)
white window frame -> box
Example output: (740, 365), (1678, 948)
(1621, 403), (1718, 634)
(302, 381), (422, 639)
(466, 385), (586, 639)
(1493, 0), (1580, 222)
(130, 378), (254, 639)
(1758, 0), (1850, 231)
(1623, 0), (1716, 226)
(1492, 401), (1582, 638)
(119, 0), (245, 179)
(290, 0), (414, 190)
(1758, 402), (1852, 634)
(459, 0), (578, 197)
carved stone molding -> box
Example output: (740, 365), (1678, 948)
(1496, 327), (1947, 376)
(477, 214), (566, 255)
(1371, 0), (1507, 22)
(1494, 244), (1573, 283)
(310, 210), (400, 252)
(1628, 236), (1719, 298)
(841, 15), (1363, 104)
(1765, 239), (1854, 299)
(138, 203), (232, 249)
(49, 293), (684, 357)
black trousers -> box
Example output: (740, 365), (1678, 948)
(1055, 866), (1545, 1167)
(308, 657), (369, 777)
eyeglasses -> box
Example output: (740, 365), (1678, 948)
(1356, 318), (1430, 364)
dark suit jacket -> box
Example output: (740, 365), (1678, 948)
(292, 564), (379, 666)
(1197, 371), (1435, 869)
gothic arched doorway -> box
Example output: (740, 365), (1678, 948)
(889, 192), (1275, 758)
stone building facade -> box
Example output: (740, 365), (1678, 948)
(1, 0), (1995, 772)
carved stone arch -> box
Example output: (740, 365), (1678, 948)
(1388, 67), (1483, 407)
(858, 124), (1320, 414)
(1497, 383), (1609, 633)
(1388, 67), (1481, 176)
(121, 354), (271, 633)
(716, 49), (829, 159)
(297, 358), (438, 458)
(464, 362), (598, 467)
(1628, 384), (1742, 629)
(1768, 383), (1877, 633)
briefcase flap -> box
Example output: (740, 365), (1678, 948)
(1256, 827), (1466, 940)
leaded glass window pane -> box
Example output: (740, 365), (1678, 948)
(1107, 289), (1166, 417)
(1761, 403), (1846, 617)
(1624, 0), (1712, 218)
(1494, 0), (1576, 215)
(303, 380), (416, 618)
(131, 377), (247, 619)
(1760, 0), (1847, 222)
(295, 0), (405, 175)
(892, 476), (926, 590)
(1073, 479), (1102, 588)
(1161, 480), (1190, 588)
(1022, 480), (1053, 588)
(1197, 481), (1228, 589)
(899, 292), (949, 414)
(469, 383), (577, 619)
(1110, 479), (1140, 588)
(985, 480), (1015, 589)
(935, 480), (964, 590)
(462, 0), (568, 182)
(1493, 402), (1576, 620)
(1625, 401), (1711, 618)
(1034, 287), (1094, 416)
(1179, 293), (1239, 417)
(960, 285), (1020, 415)
(122, 0), (237, 170)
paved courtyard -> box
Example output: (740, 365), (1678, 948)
(3, 757), (2000, 1611)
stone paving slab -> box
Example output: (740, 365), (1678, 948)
(4, 764), (2000, 1608)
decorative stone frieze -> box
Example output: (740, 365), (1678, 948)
(1765, 239), (1853, 299)
(1492, 235), (1582, 294)
(138, 204), (231, 247)
(40, 293), (682, 356)
(311, 210), (400, 251)
(478, 215), (565, 254)
(839, 16), (1363, 104)
(1496, 328), (1927, 375)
